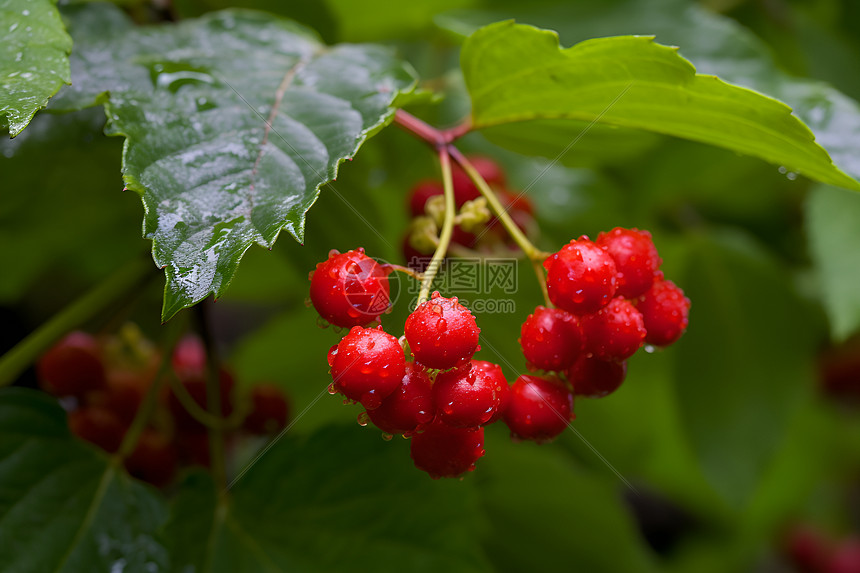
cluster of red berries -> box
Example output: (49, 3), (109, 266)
(787, 525), (860, 573)
(37, 328), (290, 487)
(311, 249), (495, 478)
(519, 228), (690, 403)
(403, 155), (535, 268)
(309, 156), (689, 479)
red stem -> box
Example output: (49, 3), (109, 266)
(393, 110), (471, 146)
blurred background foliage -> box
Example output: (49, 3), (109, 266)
(3, 0), (860, 571)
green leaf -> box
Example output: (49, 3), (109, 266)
(161, 425), (492, 572)
(439, 0), (860, 184)
(0, 109), (142, 304)
(476, 434), (656, 573)
(806, 185), (860, 341)
(56, 4), (418, 321)
(674, 232), (821, 508)
(0, 388), (168, 573)
(459, 21), (860, 191)
(0, 0), (72, 136)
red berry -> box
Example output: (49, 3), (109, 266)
(581, 297), (646, 360)
(123, 429), (178, 488)
(450, 156), (505, 207)
(243, 384), (290, 435)
(408, 180), (444, 217)
(596, 227), (661, 298)
(404, 292), (480, 370)
(434, 360), (509, 427)
(487, 369), (512, 425)
(366, 362), (435, 435)
(309, 248), (391, 328)
(486, 190), (535, 240)
(37, 331), (106, 398)
(498, 188), (534, 216)
(68, 406), (127, 453)
(568, 355), (627, 398)
(519, 306), (583, 371)
(504, 375), (574, 442)
(410, 419), (485, 479)
(168, 369), (235, 432)
(328, 326), (405, 409)
(828, 538), (860, 573)
(786, 525), (829, 573)
(544, 238), (617, 315)
(172, 335), (206, 379)
(88, 375), (146, 425)
(636, 279), (690, 346)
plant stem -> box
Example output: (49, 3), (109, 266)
(393, 109), (445, 147)
(395, 109), (552, 304)
(416, 148), (456, 305)
(384, 264), (423, 282)
(115, 317), (186, 460)
(167, 372), (244, 429)
(441, 118), (472, 142)
(447, 147), (546, 262)
(195, 305), (228, 490)
(532, 259), (552, 307)
(0, 255), (154, 387)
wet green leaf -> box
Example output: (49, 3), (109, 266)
(161, 426), (492, 572)
(0, 0), (71, 136)
(0, 388), (168, 573)
(56, 4), (417, 320)
(459, 21), (860, 191)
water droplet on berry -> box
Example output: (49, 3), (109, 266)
(328, 249), (340, 258)
(327, 383), (338, 395)
(381, 433), (393, 441)
(644, 344), (657, 354)
(357, 411), (370, 426)
(317, 316), (330, 329)
(416, 411), (433, 424)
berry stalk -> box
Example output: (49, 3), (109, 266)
(447, 147), (546, 262)
(394, 110), (550, 302)
(115, 318), (185, 460)
(197, 306), (228, 490)
(416, 148), (456, 306)
(393, 109), (448, 147)
(166, 372), (245, 429)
